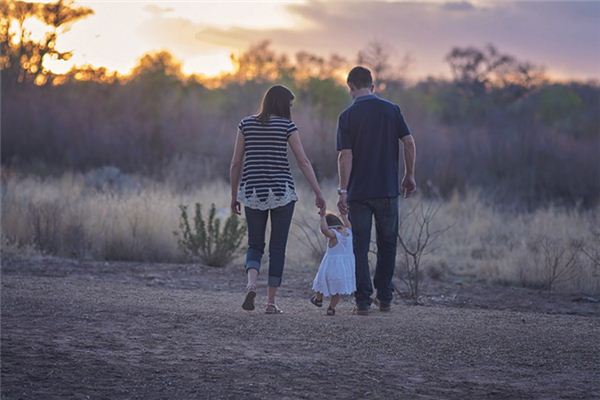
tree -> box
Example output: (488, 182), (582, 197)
(0, 0), (93, 85)
(129, 50), (184, 85)
(229, 40), (292, 83)
(357, 41), (412, 88)
(357, 41), (391, 82)
(445, 44), (545, 96)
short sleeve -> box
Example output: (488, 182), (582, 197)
(237, 119), (245, 135)
(336, 112), (351, 150)
(286, 121), (298, 138)
(395, 105), (411, 139)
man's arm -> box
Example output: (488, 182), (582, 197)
(400, 135), (416, 197)
(337, 149), (352, 214)
(340, 213), (352, 228)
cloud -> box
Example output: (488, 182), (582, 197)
(143, 4), (174, 18)
(440, 1), (476, 12)
(142, 0), (600, 80)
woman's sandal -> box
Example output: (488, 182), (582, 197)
(242, 285), (257, 311)
(265, 303), (283, 314)
(326, 307), (335, 316)
(310, 294), (323, 308)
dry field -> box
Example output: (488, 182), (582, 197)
(2, 171), (599, 294)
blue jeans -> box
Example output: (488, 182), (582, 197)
(349, 197), (399, 309)
(244, 201), (295, 287)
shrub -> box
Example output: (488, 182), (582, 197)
(174, 203), (246, 267)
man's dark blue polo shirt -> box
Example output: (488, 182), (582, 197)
(336, 94), (411, 201)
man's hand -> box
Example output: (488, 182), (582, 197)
(401, 175), (417, 198)
(231, 196), (241, 215)
(337, 193), (348, 215)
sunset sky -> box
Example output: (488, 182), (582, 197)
(40, 0), (600, 81)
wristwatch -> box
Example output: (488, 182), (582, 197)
(337, 188), (348, 195)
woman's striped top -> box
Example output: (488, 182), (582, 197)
(237, 115), (299, 210)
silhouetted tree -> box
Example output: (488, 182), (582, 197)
(229, 40), (293, 83)
(445, 44), (545, 97)
(0, 0), (93, 85)
(357, 41), (391, 82)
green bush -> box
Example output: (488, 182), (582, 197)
(174, 203), (246, 267)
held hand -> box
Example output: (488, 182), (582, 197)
(401, 176), (417, 198)
(337, 193), (348, 215)
(231, 196), (241, 215)
(315, 193), (326, 213)
(319, 207), (326, 217)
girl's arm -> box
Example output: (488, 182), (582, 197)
(340, 213), (352, 229)
(229, 131), (245, 215)
(288, 131), (326, 212)
(320, 210), (336, 239)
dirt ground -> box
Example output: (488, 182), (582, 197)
(1, 255), (599, 400)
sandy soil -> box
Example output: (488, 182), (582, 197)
(1, 255), (599, 400)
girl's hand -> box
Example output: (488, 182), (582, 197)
(231, 196), (241, 215)
(319, 207), (326, 217)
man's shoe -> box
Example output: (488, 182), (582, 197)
(353, 306), (370, 316)
(379, 303), (391, 312)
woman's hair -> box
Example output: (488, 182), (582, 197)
(325, 212), (343, 228)
(256, 85), (295, 123)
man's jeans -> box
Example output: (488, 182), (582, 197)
(349, 197), (399, 309)
(244, 202), (295, 287)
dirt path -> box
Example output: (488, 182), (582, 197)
(2, 256), (599, 399)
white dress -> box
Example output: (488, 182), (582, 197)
(312, 228), (356, 297)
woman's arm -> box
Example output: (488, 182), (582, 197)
(288, 131), (325, 211)
(229, 131), (245, 215)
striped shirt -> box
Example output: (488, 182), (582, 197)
(237, 115), (299, 210)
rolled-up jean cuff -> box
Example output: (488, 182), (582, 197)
(268, 276), (282, 287)
(245, 260), (260, 272)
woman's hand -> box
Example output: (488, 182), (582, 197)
(315, 192), (326, 213)
(231, 196), (241, 215)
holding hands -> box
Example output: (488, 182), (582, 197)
(315, 192), (326, 215)
(337, 188), (348, 216)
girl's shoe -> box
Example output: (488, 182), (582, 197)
(326, 307), (335, 316)
(242, 285), (256, 311)
(310, 294), (323, 308)
(265, 303), (283, 314)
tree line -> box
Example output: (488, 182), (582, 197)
(2, 0), (599, 208)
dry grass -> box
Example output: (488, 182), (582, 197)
(1, 171), (598, 294)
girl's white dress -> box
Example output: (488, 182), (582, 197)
(312, 228), (356, 297)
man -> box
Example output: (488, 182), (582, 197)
(337, 66), (417, 315)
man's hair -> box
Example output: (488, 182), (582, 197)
(347, 66), (373, 89)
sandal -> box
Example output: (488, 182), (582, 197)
(310, 294), (323, 308)
(326, 307), (335, 316)
(242, 285), (256, 311)
(265, 303), (283, 314)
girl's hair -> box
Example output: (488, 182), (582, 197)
(256, 85), (295, 123)
(325, 212), (343, 228)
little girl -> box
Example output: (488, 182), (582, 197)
(310, 209), (356, 315)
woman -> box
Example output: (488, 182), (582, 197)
(230, 85), (325, 314)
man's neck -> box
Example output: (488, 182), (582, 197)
(352, 88), (373, 99)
